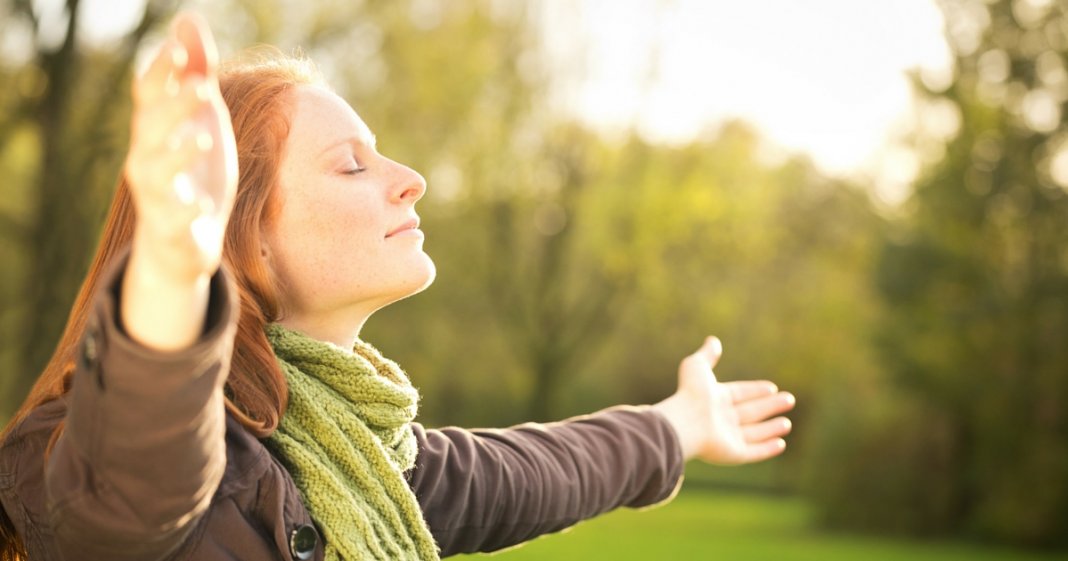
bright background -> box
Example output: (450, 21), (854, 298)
(2, 0), (1066, 558)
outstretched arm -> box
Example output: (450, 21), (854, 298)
(409, 336), (795, 555)
(409, 405), (684, 556)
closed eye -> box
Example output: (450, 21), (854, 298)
(343, 167), (366, 175)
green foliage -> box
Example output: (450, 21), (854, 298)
(0, 0), (179, 419)
(805, 388), (962, 535)
(807, 0), (1068, 546)
(2, 0), (1064, 551)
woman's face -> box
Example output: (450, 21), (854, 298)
(264, 85), (435, 343)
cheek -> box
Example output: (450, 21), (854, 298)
(308, 195), (384, 265)
(269, 185), (383, 296)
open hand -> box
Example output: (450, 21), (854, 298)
(125, 13), (237, 282)
(653, 337), (796, 464)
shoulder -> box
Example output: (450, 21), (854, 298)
(1, 398), (67, 557)
(0, 398), (67, 487)
(1, 399), (279, 519)
(2, 401), (320, 560)
(182, 415), (323, 561)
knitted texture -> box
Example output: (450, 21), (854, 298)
(264, 323), (439, 560)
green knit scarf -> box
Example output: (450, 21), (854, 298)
(264, 323), (439, 561)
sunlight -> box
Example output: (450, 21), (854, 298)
(541, 0), (951, 184)
(75, 0), (952, 191)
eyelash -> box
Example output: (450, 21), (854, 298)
(343, 166), (367, 175)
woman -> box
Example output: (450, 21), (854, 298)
(0, 13), (795, 561)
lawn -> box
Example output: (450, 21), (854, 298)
(457, 488), (1068, 560)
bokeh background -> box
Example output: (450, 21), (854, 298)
(1, 0), (1066, 559)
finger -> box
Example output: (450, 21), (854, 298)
(131, 77), (211, 148)
(172, 12), (219, 78)
(735, 391), (796, 424)
(741, 416), (792, 443)
(742, 438), (787, 463)
(724, 380), (778, 403)
(134, 39), (187, 103)
(127, 130), (212, 200)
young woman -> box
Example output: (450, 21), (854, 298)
(0, 13), (795, 561)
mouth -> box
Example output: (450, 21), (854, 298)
(386, 217), (421, 238)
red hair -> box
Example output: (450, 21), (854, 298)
(1, 48), (323, 560)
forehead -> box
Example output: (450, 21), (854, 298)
(286, 85), (375, 150)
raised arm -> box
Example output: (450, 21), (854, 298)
(45, 14), (240, 561)
(121, 13), (237, 351)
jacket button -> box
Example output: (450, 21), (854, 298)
(81, 327), (104, 389)
(289, 524), (319, 560)
(82, 331), (99, 367)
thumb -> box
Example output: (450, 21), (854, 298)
(697, 336), (723, 372)
(678, 335), (723, 389)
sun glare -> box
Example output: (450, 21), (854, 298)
(541, 0), (951, 187)
(74, 0), (951, 194)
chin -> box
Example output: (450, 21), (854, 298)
(365, 253), (436, 312)
(410, 253), (437, 294)
(393, 253), (437, 302)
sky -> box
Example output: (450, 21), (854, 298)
(539, 0), (952, 203)
(67, 0), (952, 201)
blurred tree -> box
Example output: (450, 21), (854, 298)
(1, 2), (890, 512)
(316, 3), (886, 453)
(812, 0), (1068, 546)
(323, 2), (643, 423)
(591, 123), (884, 491)
(0, 0), (178, 419)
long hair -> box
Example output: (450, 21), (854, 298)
(0, 49), (322, 560)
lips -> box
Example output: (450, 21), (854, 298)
(386, 217), (420, 238)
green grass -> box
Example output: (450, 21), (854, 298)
(457, 489), (1068, 560)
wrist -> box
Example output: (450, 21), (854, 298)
(652, 394), (700, 462)
(122, 242), (212, 351)
(130, 225), (217, 284)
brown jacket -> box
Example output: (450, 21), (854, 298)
(0, 258), (683, 560)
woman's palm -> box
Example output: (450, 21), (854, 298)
(125, 14), (237, 281)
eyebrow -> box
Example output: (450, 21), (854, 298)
(319, 133), (378, 157)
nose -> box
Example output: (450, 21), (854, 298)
(389, 159), (427, 204)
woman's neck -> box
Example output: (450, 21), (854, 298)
(275, 312), (367, 349)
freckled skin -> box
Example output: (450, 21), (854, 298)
(264, 85), (435, 346)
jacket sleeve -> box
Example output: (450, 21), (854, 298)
(408, 405), (685, 556)
(45, 250), (239, 561)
